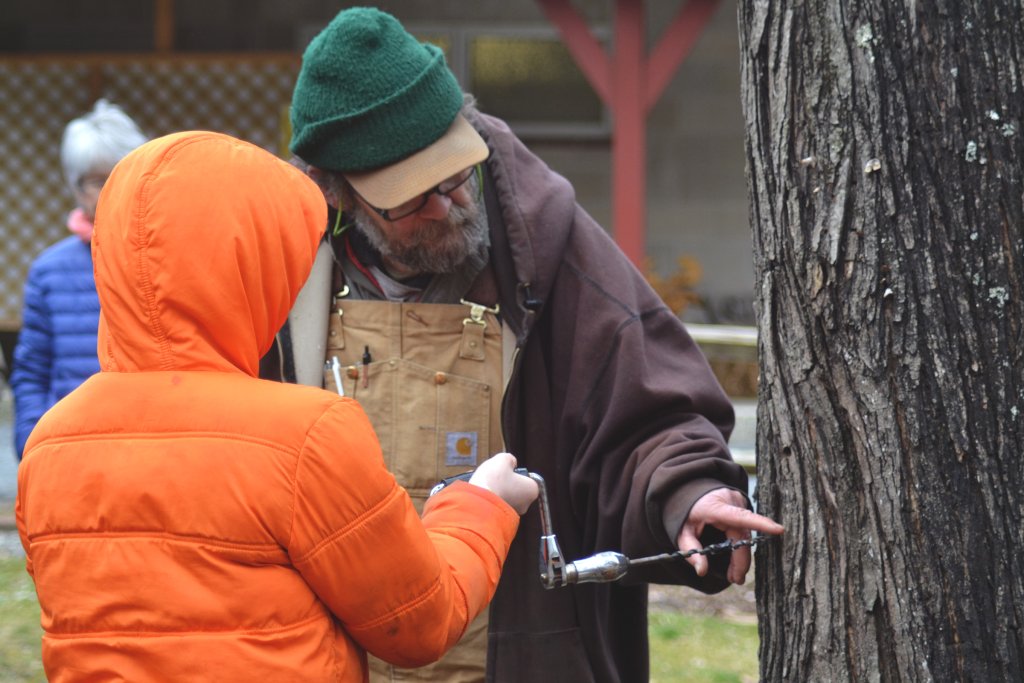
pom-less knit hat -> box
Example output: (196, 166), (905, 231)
(290, 7), (489, 210)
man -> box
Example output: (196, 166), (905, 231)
(16, 131), (538, 681)
(283, 7), (783, 682)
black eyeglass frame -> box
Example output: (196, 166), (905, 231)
(351, 165), (478, 222)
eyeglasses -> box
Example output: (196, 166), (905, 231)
(353, 165), (477, 222)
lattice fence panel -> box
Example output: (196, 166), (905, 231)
(0, 55), (299, 329)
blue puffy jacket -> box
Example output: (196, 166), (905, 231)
(10, 235), (100, 459)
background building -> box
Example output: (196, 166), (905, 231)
(0, 0), (758, 517)
(0, 0), (755, 334)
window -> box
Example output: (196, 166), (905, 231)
(415, 25), (609, 139)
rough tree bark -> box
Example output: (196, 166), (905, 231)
(738, 1), (1024, 681)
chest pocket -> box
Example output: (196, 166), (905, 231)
(324, 299), (504, 510)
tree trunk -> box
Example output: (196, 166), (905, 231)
(738, 1), (1024, 681)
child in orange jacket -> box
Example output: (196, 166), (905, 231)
(16, 131), (537, 682)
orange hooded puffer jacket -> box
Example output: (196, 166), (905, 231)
(15, 132), (520, 682)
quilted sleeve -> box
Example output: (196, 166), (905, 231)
(287, 398), (519, 667)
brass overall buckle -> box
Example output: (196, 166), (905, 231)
(460, 298), (500, 328)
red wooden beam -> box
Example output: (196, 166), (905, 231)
(535, 0), (611, 104)
(611, 0), (647, 265)
(646, 0), (720, 110)
(536, 0), (722, 266)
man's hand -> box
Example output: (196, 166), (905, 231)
(677, 488), (784, 585)
(469, 452), (539, 515)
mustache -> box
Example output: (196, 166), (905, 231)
(350, 199), (488, 275)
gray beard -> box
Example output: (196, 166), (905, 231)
(349, 195), (488, 276)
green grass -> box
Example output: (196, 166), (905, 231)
(0, 557), (45, 683)
(648, 610), (759, 683)
(0, 556), (759, 682)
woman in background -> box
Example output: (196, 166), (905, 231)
(10, 100), (147, 459)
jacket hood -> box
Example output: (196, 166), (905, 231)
(471, 113), (575, 318)
(93, 131), (327, 375)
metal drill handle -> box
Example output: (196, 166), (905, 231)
(563, 551), (631, 585)
(529, 472), (569, 589)
(529, 473), (631, 588)
(433, 468), (765, 589)
(430, 469), (573, 588)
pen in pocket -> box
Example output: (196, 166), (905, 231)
(361, 346), (371, 389)
(330, 356), (344, 396)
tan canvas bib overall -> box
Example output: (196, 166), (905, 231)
(324, 295), (504, 683)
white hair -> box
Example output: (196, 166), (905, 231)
(60, 99), (148, 193)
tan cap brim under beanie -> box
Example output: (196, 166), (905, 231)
(345, 114), (489, 210)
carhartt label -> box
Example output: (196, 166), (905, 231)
(446, 432), (478, 466)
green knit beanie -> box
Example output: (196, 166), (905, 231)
(290, 7), (464, 172)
